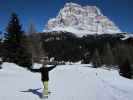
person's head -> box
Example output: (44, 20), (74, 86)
(40, 56), (49, 65)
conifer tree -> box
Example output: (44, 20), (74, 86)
(91, 49), (102, 68)
(114, 44), (133, 65)
(4, 13), (32, 68)
(102, 43), (114, 67)
(119, 59), (132, 79)
(27, 22), (46, 63)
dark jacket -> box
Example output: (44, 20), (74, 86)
(30, 65), (56, 81)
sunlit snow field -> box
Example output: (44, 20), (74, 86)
(0, 62), (133, 100)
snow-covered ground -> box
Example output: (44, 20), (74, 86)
(0, 62), (133, 100)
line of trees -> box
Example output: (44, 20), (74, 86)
(90, 43), (133, 79)
(39, 32), (133, 79)
(91, 43), (133, 66)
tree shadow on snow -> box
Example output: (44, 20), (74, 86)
(20, 88), (42, 98)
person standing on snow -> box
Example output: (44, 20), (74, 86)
(30, 57), (57, 98)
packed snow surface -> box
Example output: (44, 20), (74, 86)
(0, 62), (133, 100)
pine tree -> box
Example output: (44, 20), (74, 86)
(27, 22), (46, 63)
(3, 13), (32, 68)
(102, 43), (114, 67)
(119, 59), (132, 79)
(114, 43), (133, 65)
(91, 49), (102, 68)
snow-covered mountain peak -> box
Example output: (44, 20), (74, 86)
(64, 2), (81, 8)
(44, 2), (121, 37)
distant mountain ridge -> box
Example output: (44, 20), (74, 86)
(44, 2), (121, 37)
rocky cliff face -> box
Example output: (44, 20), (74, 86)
(44, 2), (121, 37)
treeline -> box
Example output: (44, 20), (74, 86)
(40, 32), (133, 79)
(39, 32), (133, 65)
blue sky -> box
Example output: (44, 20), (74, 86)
(0, 0), (133, 33)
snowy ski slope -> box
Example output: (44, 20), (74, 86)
(0, 63), (133, 100)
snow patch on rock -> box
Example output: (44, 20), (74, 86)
(44, 2), (121, 37)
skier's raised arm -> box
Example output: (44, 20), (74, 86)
(48, 65), (57, 71)
(30, 68), (42, 73)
